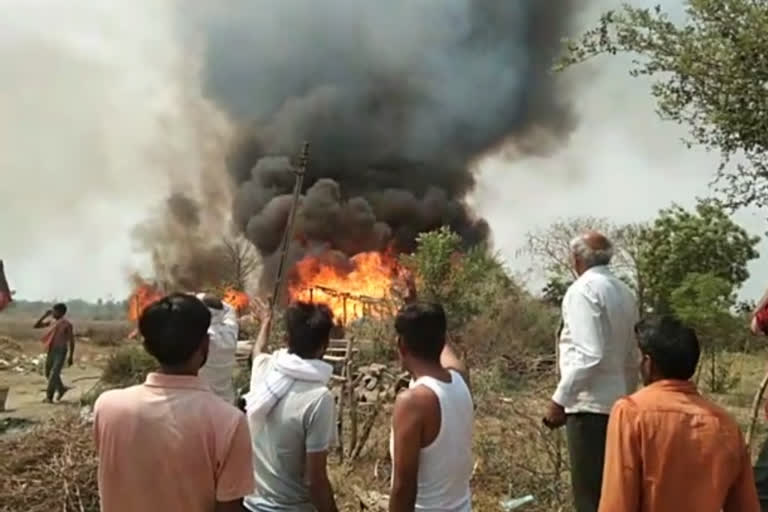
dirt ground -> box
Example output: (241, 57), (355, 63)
(0, 318), (118, 431)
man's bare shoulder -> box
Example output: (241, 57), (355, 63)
(394, 385), (438, 417)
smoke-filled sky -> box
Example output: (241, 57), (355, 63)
(2, 0), (767, 302)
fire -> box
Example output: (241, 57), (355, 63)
(127, 281), (164, 322)
(222, 288), (250, 314)
(289, 251), (404, 323)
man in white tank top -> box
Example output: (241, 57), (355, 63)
(389, 302), (473, 512)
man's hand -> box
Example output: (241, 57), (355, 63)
(543, 401), (566, 430)
(751, 316), (761, 336)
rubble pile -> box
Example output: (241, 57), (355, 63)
(0, 337), (43, 374)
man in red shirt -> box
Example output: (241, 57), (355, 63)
(33, 303), (75, 403)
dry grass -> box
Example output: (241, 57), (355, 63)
(2, 331), (766, 511)
(0, 411), (99, 512)
(0, 317), (132, 344)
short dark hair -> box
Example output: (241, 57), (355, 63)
(201, 294), (223, 310)
(53, 303), (67, 315)
(394, 302), (446, 361)
(285, 302), (333, 358)
(636, 315), (700, 380)
(139, 293), (211, 366)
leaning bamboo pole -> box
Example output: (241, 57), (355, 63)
(747, 370), (768, 452)
(265, 142), (309, 338)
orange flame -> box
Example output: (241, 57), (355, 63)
(288, 251), (403, 323)
(127, 281), (164, 322)
(222, 288), (250, 314)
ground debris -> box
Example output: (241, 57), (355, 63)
(0, 411), (98, 512)
(0, 337), (43, 373)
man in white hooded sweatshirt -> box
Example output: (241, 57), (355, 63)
(244, 301), (338, 512)
(197, 294), (239, 404)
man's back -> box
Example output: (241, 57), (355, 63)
(94, 373), (254, 512)
(599, 380), (759, 512)
(245, 354), (336, 512)
(199, 304), (239, 403)
(558, 266), (639, 413)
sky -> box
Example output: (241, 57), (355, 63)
(1, 0), (766, 303)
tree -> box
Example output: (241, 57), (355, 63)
(221, 235), (261, 291)
(637, 198), (759, 313)
(670, 272), (741, 392)
(559, 1), (768, 209)
(401, 227), (512, 330)
(524, 217), (648, 304)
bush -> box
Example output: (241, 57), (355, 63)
(81, 346), (157, 405)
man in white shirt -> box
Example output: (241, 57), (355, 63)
(198, 294), (239, 404)
(543, 231), (639, 512)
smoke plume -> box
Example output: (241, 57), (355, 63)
(176, 0), (579, 289)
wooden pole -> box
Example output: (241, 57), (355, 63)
(267, 142), (309, 327)
(747, 369), (768, 452)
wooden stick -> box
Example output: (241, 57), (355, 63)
(747, 369), (768, 451)
(266, 142), (309, 333)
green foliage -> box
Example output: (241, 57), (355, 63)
(401, 227), (512, 330)
(559, 1), (768, 208)
(541, 276), (571, 307)
(81, 346), (157, 405)
(670, 272), (741, 392)
(638, 199), (759, 313)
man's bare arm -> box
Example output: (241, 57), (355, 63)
(67, 326), (76, 366)
(389, 390), (423, 512)
(214, 499), (246, 512)
(33, 310), (51, 329)
(440, 342), (469, 388)
(251, 313), (272, 358)
(307, 451), (338, 512)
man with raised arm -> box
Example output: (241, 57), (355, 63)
(34, 302), (75, 403)
(543, 231), (639, 512)
(244, 302), (339, 512)
(389, 302), (473, 512)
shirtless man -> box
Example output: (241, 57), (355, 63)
(389, 302), (473, 512)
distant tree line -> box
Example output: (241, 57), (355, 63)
(4, 298), (129, 321)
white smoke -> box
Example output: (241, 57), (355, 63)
(475, 0), (768, 301)
(0, 0), (231, 300)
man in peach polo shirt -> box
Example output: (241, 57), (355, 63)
(94, 293), (254, 512)
(599, 316), (759, 512)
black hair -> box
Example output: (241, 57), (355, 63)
(201, 294), (224, 310)
(53, 303), (67, 315)
(636, 315), (700, 380)
(394, 302), (446, 361)
(285, 302), (333, 358)
(139, 293), (211, 366)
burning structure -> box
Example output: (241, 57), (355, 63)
(137, 1), (578, 323)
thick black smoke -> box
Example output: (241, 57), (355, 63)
(179, 0), (578, 286)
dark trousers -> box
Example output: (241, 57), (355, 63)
(754, 437), (768, 511)
(44, 345), (68, 401)
(566, 413), (609, 512)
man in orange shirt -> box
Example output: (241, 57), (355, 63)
(599, 316), (759, 512)
(94, 293), (254, 512)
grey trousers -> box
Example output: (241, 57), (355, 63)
(566, 413), (609, 512)
(44, 345), (68, 401)
(754, 437), (768, 511)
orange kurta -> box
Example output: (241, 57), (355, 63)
(599, 379), (759, 512)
